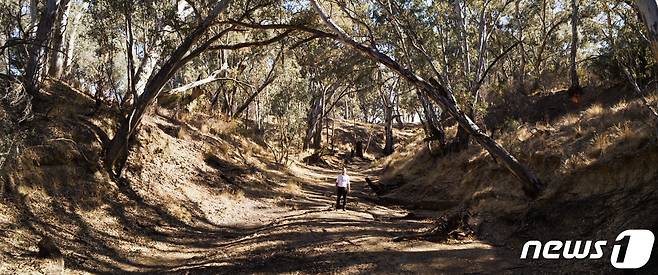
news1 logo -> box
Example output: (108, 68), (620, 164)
(520, 230), (655, 269)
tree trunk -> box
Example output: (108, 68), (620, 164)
(47, 0), (70, 78)
(355, 140), (364, 158)
(256, 93), (262, 129)
(453, 0), (471, 81)
(569, 0), (580, 90)
(383, 104), (394, 155)
(394, 94), (404, 128)
(0, 34), (5, 74)
(233, 52), (280, 118)
(29, 0), (39, 32)
(25, 0), (61, 95)
(104, 0), (231, 175)
(418, 90), (445, 146)
(63, 6), (84, 77)
(134, 46), (162, 95)
(567, 0), (582, 105)
(313, 90), (325, 149)
(221, 87), (236, 116)
(635, 2), (658, 134)
(517, 0), (526, 94)
(310, 0), (544, 198)
(122, 6), (137, 108)
(233, 77), (276, 118)
(303, 94), (323, 150)
(380, 74), (396, 155)
(635, 0), (658, 63)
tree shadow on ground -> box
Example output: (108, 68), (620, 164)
(0, 85), (531, 274)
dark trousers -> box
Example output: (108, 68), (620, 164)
(336, 187), (347, 210)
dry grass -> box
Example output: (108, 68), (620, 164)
(207, 119), (238, 136)
(583, 103), (604, 119)
(283, 180), (303, 196)
(611, 122), (635, 142)
(380, 88), (658, 221)
(588, 133), (611, 158)
(611, 100), (629, 113)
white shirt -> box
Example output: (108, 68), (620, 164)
(336, 174), (350, 188)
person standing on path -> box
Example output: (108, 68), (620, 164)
(335, 167), (350, 210)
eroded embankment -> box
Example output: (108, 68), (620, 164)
(378, 87), (658, 273)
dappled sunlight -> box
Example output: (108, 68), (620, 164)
(2, 0), (658, 272)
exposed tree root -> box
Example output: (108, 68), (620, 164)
(392, 210), (475, 243)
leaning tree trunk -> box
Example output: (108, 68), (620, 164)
(232, 53), (279, 118)
(25, 0), (61, 95)
(310, 0), (544, 198)
(104, 0), (231, 175)
(636, 0), (658, 63)
(134, 40), (163, 96)
(633, 0), (658, 135)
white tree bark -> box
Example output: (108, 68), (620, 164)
(309, 0), (544, 198)
(63, 5), (85, 76)
(635, 0), (658, 63)
(134, 46), (162, 95)
(105, 0), (232, 174)
(47, 0), (71, 78)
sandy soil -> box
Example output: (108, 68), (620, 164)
(0, 157), (526, 274)
(172, 160), (524, 274)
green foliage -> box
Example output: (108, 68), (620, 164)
(1, 0), (655, 153)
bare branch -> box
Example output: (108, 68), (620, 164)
(208, 30), (294, 51)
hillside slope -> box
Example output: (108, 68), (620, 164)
(0, 80), (308, 273)
(379, 85), (658, 272)
(0, 80), (532, 274)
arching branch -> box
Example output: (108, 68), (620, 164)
(309, 0), (544, 198)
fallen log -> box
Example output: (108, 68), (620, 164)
(393, 209), (475, 243)
(365, 177), (404, 196)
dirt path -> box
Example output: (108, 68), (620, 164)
(0, 157), (523, 274)
(161, 160), (523, 274)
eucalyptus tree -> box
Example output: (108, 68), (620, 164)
(527, 0), (570, 91)
(104, 0), (336, 175)
(105, 0), (233, 175)
(636, 0), (658, 64)
(46, 0), (70, 78)
(294, 38), (370, 150)
(25, 0), (63, 94)
(567, 0), (582, 102)
(379, 73), (400, 155)
(309, 0), (544, 197)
